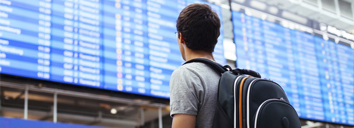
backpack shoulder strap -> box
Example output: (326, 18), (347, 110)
(184, 58), (262, 78)
(183, 58), (228, 74)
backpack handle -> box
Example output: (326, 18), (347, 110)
(184, 58), (261, 78)
(232, 69), (261, 78)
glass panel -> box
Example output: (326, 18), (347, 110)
(27, 90), (53, 121)
(0, 87), (25, 119)
(56, 95), (140, 128)
(322, 0), (336, 13)
(339, 0), (353, 19)
(141, 114), (172, 128)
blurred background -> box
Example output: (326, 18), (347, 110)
(0, 0), (353, 128)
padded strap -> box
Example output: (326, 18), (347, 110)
(183, 58), (227, 74)
(184, 58), (261, 78)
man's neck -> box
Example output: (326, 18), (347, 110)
(185, 49), (215, 62)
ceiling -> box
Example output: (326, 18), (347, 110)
(261, 0), (354, 32)
(208, 0), (354, 38)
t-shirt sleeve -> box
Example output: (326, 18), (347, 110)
(169, 67), (203, 117)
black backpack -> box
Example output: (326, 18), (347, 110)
(185, 58), (301, 128)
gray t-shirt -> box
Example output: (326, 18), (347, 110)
(170, 62), (220, 128)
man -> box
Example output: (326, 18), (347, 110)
(170, 3), (221, 128)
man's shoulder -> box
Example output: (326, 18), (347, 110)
(173, 62), (207, 73)
(176, 62), (206, 71)
(172, 62), (218, 78)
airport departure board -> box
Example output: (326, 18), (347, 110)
(233, 11), (354, 125)
(0, 0), (225, 98)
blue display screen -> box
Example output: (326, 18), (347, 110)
(0, 0), (225, 99)
(233, 11), (354, 125)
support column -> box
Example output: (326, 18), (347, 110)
(53, 92), (57, 123)
(0, 84), (2, 115)
(158, 107), (162, 128)
(140, 108), (144, 125)
(24, 86), (28, 119)
(352, 2), (354, 21)
(334, 0), (340, 17)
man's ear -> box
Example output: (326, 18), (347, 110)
(179, 32), (185, 45)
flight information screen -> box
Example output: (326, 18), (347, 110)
(233, 11), (354, 125)
(0, 0), (225, 99)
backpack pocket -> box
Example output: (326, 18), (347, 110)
(254, 98), (301, 128)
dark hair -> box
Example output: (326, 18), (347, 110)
(176, 3), (221, 53)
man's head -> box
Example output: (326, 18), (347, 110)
(176, 3), (221, 59)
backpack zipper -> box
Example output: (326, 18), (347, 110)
(253, 98), (281, 128)
(233, 75), (244, 128)
(238, 76), (252, 128)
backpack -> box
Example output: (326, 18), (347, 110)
(185, 58), (301, 128)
